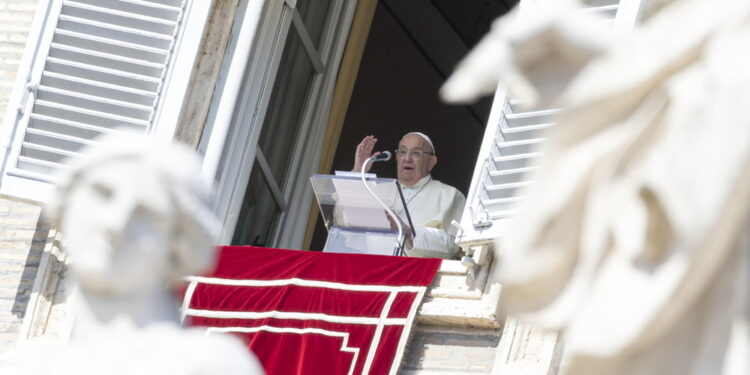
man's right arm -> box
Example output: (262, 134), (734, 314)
(405, 189), (466, 259)
(407, 225), (460, 259)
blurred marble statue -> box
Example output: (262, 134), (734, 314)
(1, 133), (264, 374)
(443, 0), (750, 374)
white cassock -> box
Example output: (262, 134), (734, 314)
(398, 175), (466, 259)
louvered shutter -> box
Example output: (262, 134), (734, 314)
(0, 0), (191, 201)
(457, 0), (642, 246)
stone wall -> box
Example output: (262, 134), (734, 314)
(0, 0), (44, 353)
(402, 324), (502, 374)
(400, 249), (561, 374)
(0, 0), (38, 125)
(0, 195), (48, 353)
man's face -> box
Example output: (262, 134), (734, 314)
(396, 134), (437, 186)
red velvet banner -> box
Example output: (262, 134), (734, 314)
(183, 246), (441, 375)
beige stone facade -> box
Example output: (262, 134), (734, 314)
(0, 0), (37, 125)
(0, 0), (43, 352)
(0, 195), (47, 352)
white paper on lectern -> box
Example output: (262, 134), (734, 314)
(331, 178), (392, 229)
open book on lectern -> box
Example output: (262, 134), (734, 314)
(310, 173), (415, 256)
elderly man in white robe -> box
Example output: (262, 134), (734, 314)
(353, 132), (466, 259)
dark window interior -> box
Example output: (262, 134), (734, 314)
(309, 0), (518, 250)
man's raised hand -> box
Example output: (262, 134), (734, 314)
(353, 135), (380, 173)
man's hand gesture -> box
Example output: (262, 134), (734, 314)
(353, 135), (380, 173)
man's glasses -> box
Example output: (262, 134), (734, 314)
(394, 149), (434, 160)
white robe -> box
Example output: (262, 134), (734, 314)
(398, 175), (466, 259)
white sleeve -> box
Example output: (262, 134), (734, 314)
(406, 224), (460, 259)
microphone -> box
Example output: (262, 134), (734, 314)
(369, 150), (391, 162)
(360, 149), (404, 256)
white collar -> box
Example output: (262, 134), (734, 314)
(401, 175), (432, 190)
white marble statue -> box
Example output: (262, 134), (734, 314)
(442, 0), (750, 374)
(1, 133), (264, 374)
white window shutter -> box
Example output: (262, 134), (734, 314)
(0, 0), (193, 202)
(457, 0), (642, 246)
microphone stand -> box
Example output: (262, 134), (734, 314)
(361, 156), (406, 256)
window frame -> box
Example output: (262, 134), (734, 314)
(202, 0), (359, 247)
